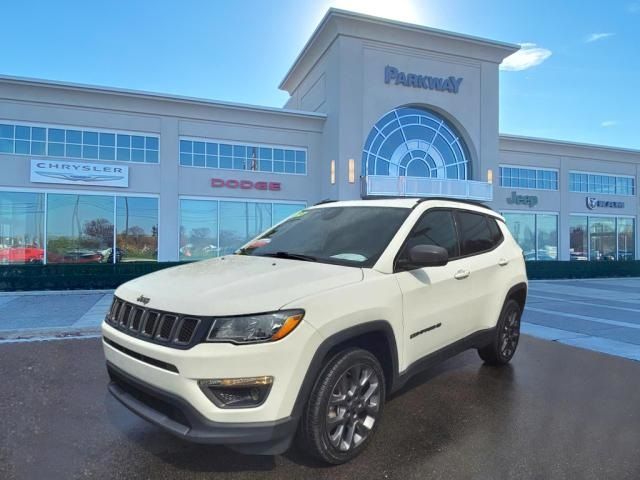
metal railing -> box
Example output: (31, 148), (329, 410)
(361, 175), (493, 201)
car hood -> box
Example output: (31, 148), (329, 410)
(115, 255), (363, 316)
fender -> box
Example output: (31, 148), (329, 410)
(289, 320), (400, 420)
(504, 282), (528, 311)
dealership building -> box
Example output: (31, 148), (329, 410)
(0, 9), (638, 264)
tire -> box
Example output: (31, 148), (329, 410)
(478, 299), (522, 365)
(299, 347), (386, 464)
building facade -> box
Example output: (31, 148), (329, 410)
(0, 9), (637, 265)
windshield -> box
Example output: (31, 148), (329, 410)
(238, 206), (411, 267)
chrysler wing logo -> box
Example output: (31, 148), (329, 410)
(586, 197), (598, 210)
(136, 295), (151, 305)
(35, 171), (125, 183)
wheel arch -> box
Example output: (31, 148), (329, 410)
(290, 320), (399, 421)
(505, 282), (527, 313)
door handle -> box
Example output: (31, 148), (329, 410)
(454, 269), (470, 280)
(498, 258), (509, 266)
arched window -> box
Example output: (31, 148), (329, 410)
(362, 106), (469, 180)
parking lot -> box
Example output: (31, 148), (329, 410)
(1, 278), (639, 479)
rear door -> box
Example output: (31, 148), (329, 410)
(453, 210), (505, 334)
(394, 209), (475, 367)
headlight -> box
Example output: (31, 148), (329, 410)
(206, 309), (304, 344)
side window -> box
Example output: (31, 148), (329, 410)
(487, 217), (504, 245)
(455, 211), (495, 256)
(401, 209), (459, 259)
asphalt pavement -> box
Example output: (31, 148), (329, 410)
(1, 334), (639, 479)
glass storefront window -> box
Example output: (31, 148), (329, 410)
(589, 217), (616, 261)
(618, 218), (635, 261)
(273, 203), (304, 224)
(502, 212), (557, 261)
(570, 215), (635, 261)
(46, 194), (114, 264)
(116, 197), (158, 262)
(537, 214), (558, 260)
(219, 201), (272, 255)
(179, 199), (219, 261)
(0, 192), (45, 264)
(569, 217), (588, 261)
(179, 199), (306, 260)
(502, 213), (536, 261)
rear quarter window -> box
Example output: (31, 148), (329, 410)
(455, 210), (499, 256)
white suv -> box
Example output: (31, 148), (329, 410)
(102, 198), (527, 464)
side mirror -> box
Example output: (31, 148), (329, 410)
(399, 244), (449, 270)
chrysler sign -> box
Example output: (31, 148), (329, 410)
(384, 66), (463, 94)
(30, 160), (129, 187)
(211, 178), (281, 191)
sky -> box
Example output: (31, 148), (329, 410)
(1, 0), (639, 149)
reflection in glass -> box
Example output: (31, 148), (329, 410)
(589, 217), (616, 261)
(273, 203), (303, 224)
(46, 194), (114, 264)
(617, 218), (635, 261)
(219, 201), (272, 255)
(116, 197), (158, 262)
(179, 200), (219, 260)
(569, 216), (588, 261)
(503, 213), (536, 261)
(536, 214), (558, 260)
(0, 192), (45, 264)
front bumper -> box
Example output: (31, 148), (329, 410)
(107, 362), (297, 455)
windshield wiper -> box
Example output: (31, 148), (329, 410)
(258, 251), (318, 262)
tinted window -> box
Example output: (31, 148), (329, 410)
(243, 207), (411, 268)
(456, 211), (494, 256)
(401, 210), (459, 259)
(487, 217), (504, 245)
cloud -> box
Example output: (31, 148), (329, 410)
(601, 120), (618, 127)
(585, 32), (615, 43)
(500, 43), (552, 71)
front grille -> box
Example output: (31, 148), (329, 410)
(105, 297), (202, 348)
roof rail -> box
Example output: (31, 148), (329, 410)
(314, 198), (338, 206)
(414, 196), (495, 211)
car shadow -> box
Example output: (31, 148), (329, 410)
(104, 352), (519, 474)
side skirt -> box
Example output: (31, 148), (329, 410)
(390, 327), (496, 393)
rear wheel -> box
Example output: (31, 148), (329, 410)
(299, 348), (385, 464)
(478, 299), (522, 365)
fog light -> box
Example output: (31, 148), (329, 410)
(198, 376), (273, 408)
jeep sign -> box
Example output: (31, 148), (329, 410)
(211, 178), (281, 191)
(506, 191), (538, 208)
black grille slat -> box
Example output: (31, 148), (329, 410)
(143, 312), (160, 336)
(130, 308), (144, 332)
(119, 304), (133, 328)
(157, 315), (177, 341)
(110, 299), (122, 324)
(176, 318), (199, 344)
(105, 297), (203, 348)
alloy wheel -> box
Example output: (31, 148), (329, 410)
(500, 308), (520, 359)
(325, 364), (380, 452)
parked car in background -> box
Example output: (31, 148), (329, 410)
(0, 245), (44, 264)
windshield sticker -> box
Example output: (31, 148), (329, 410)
(330, 253), (367, 262)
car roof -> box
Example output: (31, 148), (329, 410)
(309, 197), (501, 219)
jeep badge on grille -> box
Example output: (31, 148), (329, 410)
(136, 295), (150, 305)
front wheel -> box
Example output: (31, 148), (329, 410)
(298, 348), (385, 464)
(478, 299), (522, 365)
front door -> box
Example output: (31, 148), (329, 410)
(394, 209), (474, 368)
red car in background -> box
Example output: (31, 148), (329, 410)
(0, 246), (44, 264)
